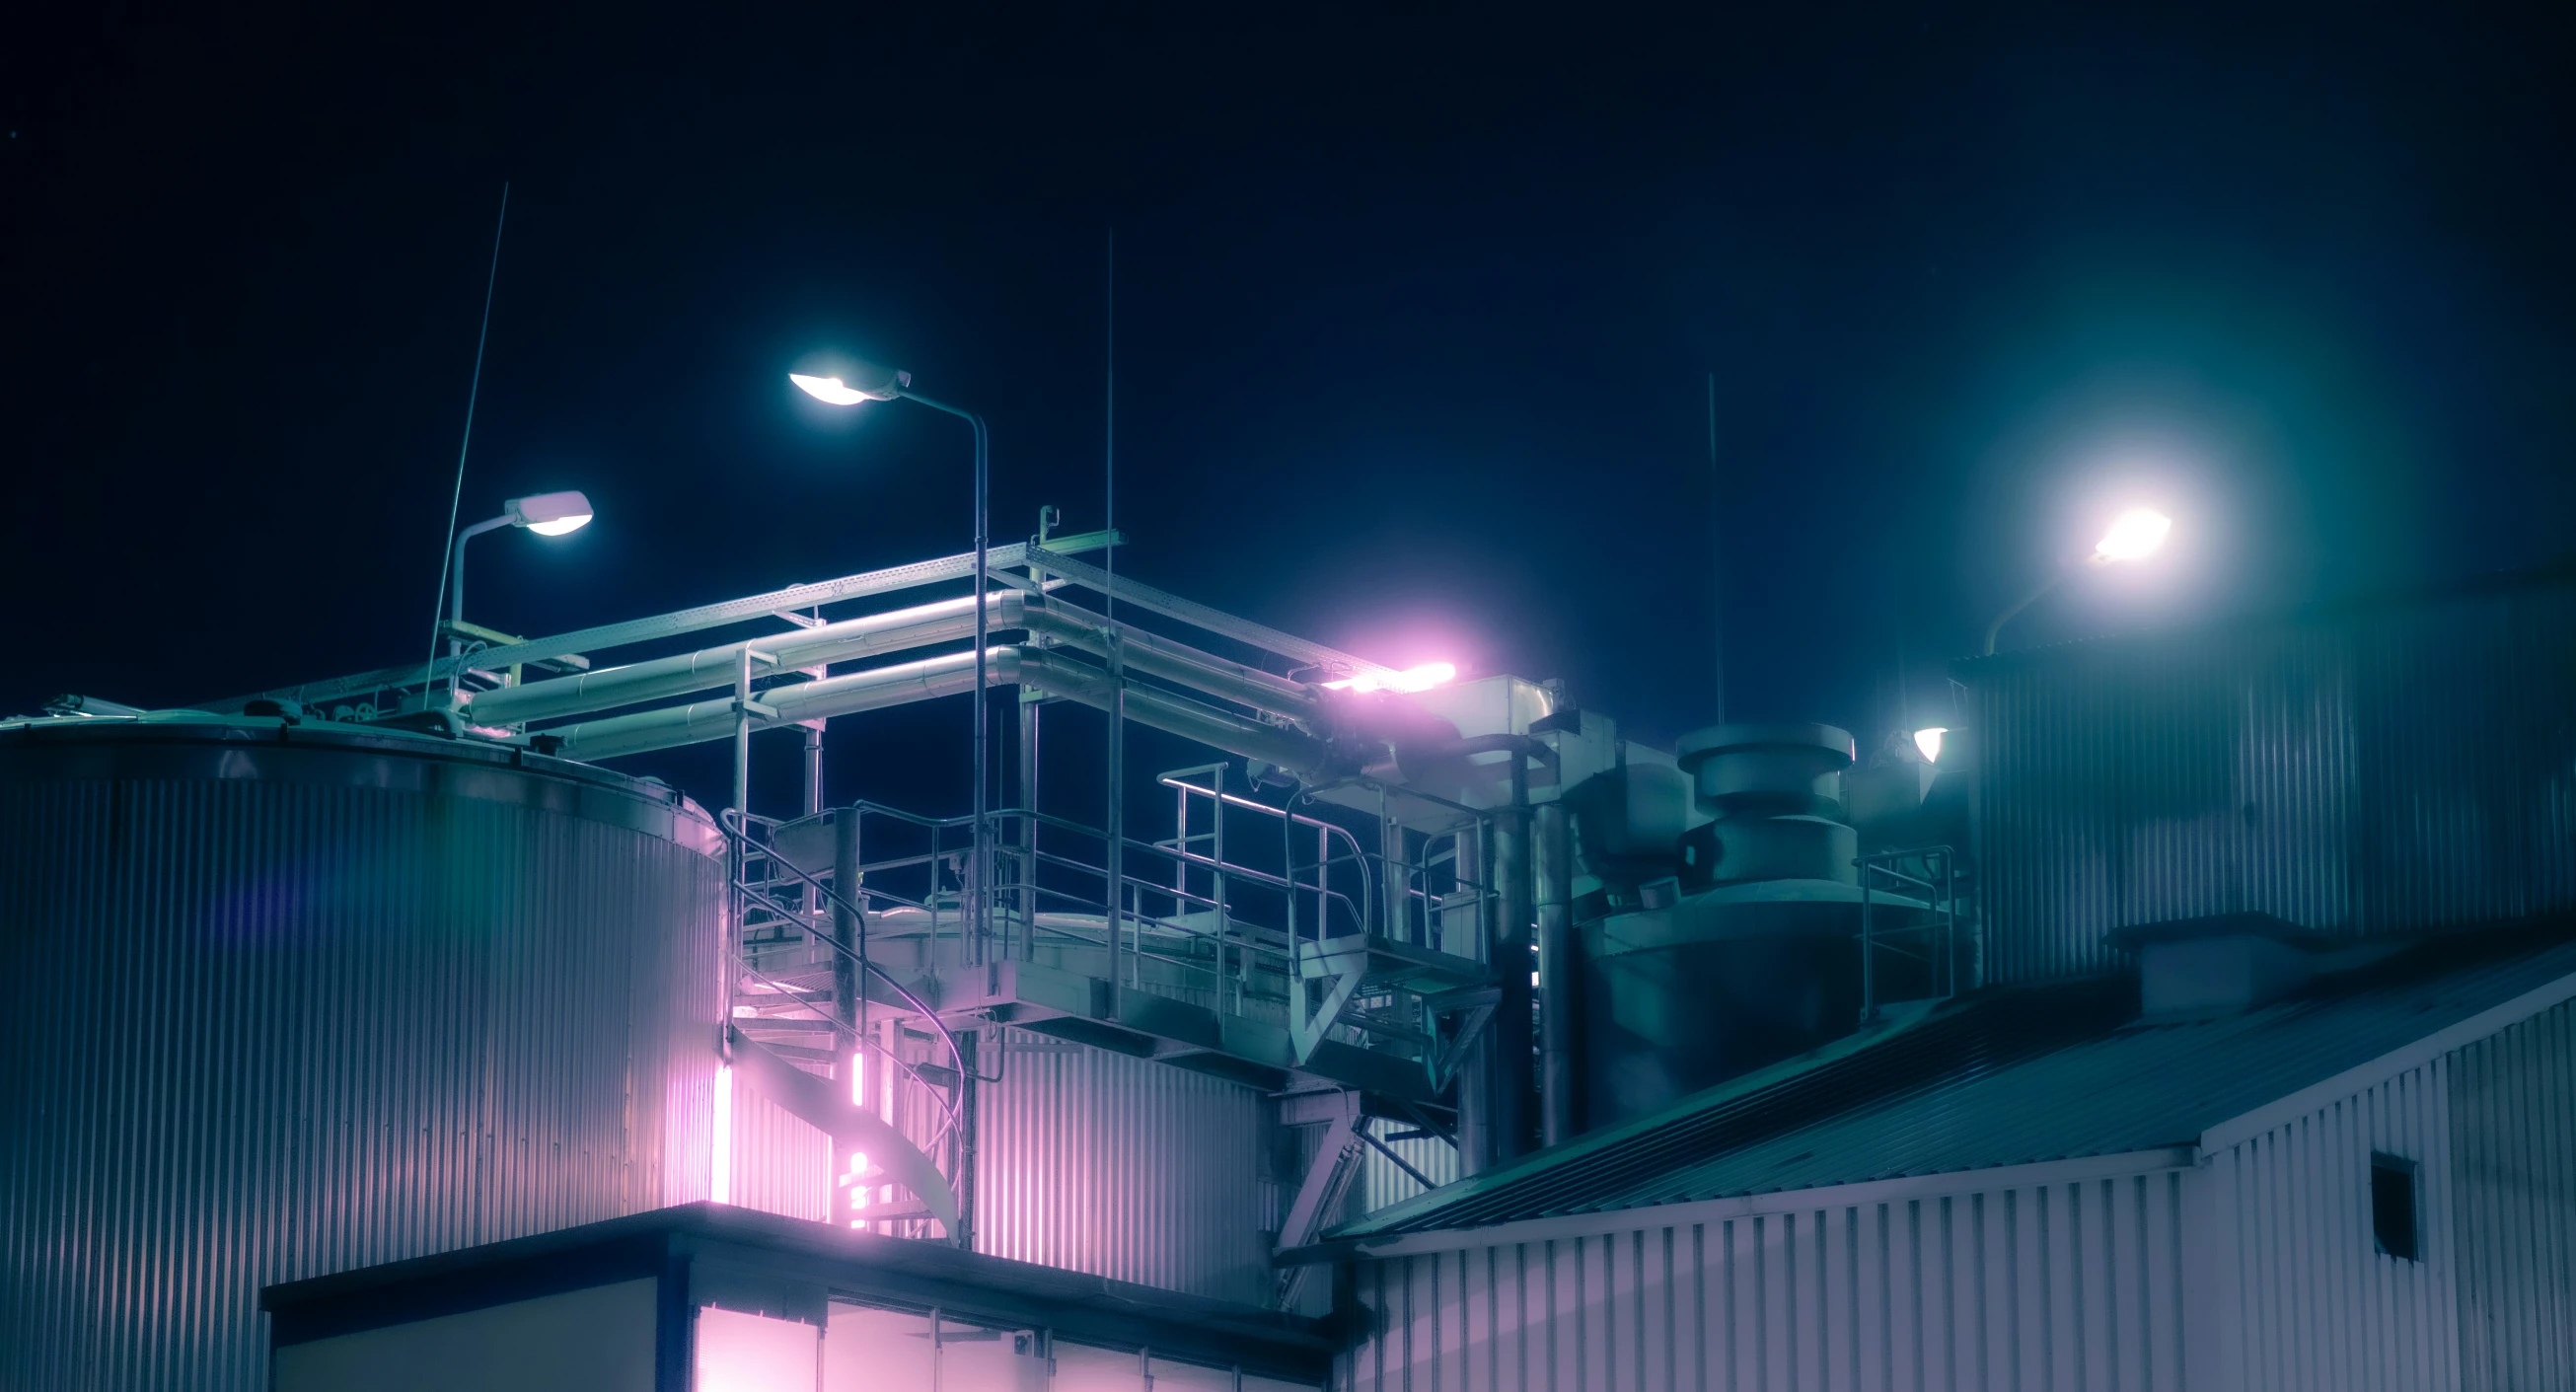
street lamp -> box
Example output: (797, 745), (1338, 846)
(1981, 506), (2171, 655)
(790, 361), (993, 943)
(450, 490), (593, 651)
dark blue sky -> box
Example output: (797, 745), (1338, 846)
(8, 4), (2572, 790)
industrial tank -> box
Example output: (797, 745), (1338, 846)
(0, 713), (726, 1392)
(1580, 724), (1876, 1127)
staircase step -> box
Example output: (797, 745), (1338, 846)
(741, 1016), (838, 1034)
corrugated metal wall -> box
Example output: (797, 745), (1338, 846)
(2193, 1057), (2461, 1390)
(974, 1028), (1272, 1305)
(732, 1084), (836, 1222)
(1356, 1130), (1463, 1220)
(2450, 996), (2576, 1391)
(1345, 1167), (2189, 1391)
(1973, 577), (2576, 983)
(0, 732), (724, 1392)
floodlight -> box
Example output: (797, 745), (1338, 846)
(790, 362), (907, 405)
(507, 490), (594, 536)
(2092, 507), (2171, 563)
(1323, 662), (1459, 695)
(1913, 727), (1948, 764)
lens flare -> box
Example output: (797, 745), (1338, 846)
(1323, 661), (1458, 695)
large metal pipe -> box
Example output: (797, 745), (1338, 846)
(552, 647), (1012, 761)
(552, 645), (1337, 778)
(1017, 649), (1333, 779)
(468, 591), (1025, 727)
(1020, 598), (1321, 727)
(1534, 800), (1580, 1146)
(1479, 759), (1535, 1167)
(1451, 824), (1493, 1175)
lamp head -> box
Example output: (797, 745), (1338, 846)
(1912, 727), (1949, 764)
(2091, 507), (2171, 564)
(507, 490), (594, 537)
(790, 361), (909, 406)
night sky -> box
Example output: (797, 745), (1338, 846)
(8, 6), (2573, 813)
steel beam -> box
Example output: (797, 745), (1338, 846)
(211, 530), (1121, 711)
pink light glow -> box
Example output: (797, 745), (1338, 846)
(710, 1065), (734, 1205)
(1322, 661), (1457, 695)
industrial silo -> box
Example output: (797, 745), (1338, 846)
(0, 712), (726, 1392)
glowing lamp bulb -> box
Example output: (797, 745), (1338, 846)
(791, 373), (872, 406)
(1323, 661), (1458, 695)
(1913, 727), (1948, 764)
(2093, 508), (2172, 563)
(507, 490), (595, 537)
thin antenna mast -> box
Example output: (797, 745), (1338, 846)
(1105, 226), (1125, 1007)
(421, 183), (512, 698)
(1708, 371), (1725, 722)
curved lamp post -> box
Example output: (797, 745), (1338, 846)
(1981, 506), (2171, 656)
(450, 490), (594, 653)
(790, 364), (992, 943)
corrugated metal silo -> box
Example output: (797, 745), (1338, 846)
(1968, 570), (2576, 984)
(0, 714), (726, 1392)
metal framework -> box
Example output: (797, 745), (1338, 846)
(214, 527), (1522, 1265)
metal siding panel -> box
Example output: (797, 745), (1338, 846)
(732, 1084), (833, 1222)
(0, 745), (722, 1392)
(2451, 997), (2576, 1391)
(971, 1028), (1268, 1304)
(1974, 580), (2576, 984)
(2208, 1058), (2462, 1391)
(1352, 1168), (2193, 1392)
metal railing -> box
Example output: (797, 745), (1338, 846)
(1858, 843), (1961, 1023)
(719, 809), (972, 1242)
(731, 771), (1500, 1069)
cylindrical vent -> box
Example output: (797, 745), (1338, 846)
(1581, 720), (1871, 1129)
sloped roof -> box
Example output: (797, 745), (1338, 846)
(1334, 920), (2576, 1242)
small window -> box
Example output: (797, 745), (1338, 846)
(2371, 1151), (2420, 1261)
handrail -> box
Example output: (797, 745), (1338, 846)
(719, 809), (975, 1087)
(728, 948), (962, 1136)
(732, 870), (969, 1073)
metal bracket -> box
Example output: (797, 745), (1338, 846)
(1271, 1091), (1365, 1310)
(1423, 983), (1499, 1091)
(1288, 944), (1366, 1066)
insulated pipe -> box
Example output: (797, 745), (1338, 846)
(550, 644), (1338, 777)
(1534, 800), (1580, 1146)
(466, 590), (1025, 727)
(1020, 598), (1322, 726)
(1451, 826), (1492, 1176)
(550, 647), (1012, 761)
(1016, 649), (1333, 779)
(1480, 756), (1535, 1167)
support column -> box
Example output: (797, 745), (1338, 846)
(1379, 792), (1411, 942)
(1535, 800), (1581, 1146)
(801, 724), (825, 817)
(1017, 693), (1041, 960)
(1451, 823), (1494, 1175)
(834, 811), (862, 1059)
